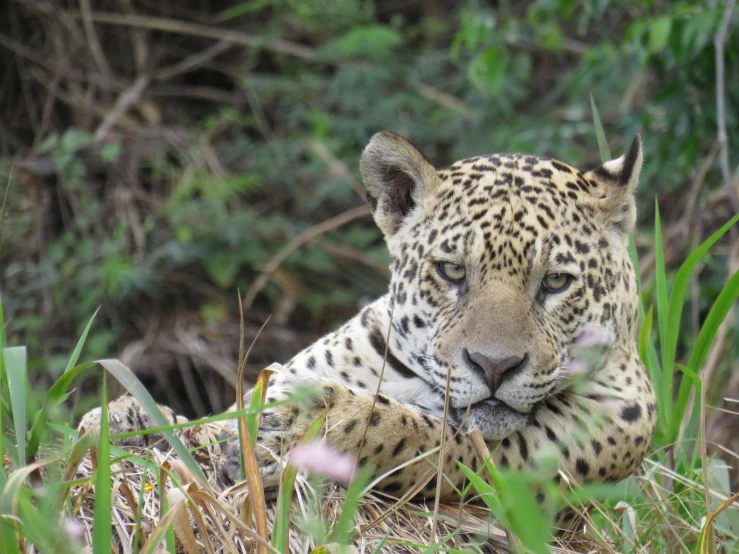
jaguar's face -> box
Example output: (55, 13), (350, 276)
(361, 133), (642, 435)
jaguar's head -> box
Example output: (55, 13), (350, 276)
(360, 132), (642, 437)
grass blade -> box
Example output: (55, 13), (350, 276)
(30, 307), (99, 461)
(638, 306), (654, 369)
(669, 267), (739, 441)
(96, 358), (209, 487)
(64, 307), (99, 373)
(590, 93), (611, 161)
(370, 531), (392, 554)
(653, 202), (671, 419)
(637, 307), (667, 435)
(4, 347), (27, 465)
(663, 213), (739, 443)
(458, 463), (505, 524)
(0, 168), (12, 251)
(664, 212), (739, 386)
(272, 406), (329, 553)
(0, 464), (26, 554)
(329, 465), (374, 546)
(43, 362), (95, 407)
(0, 292), (6, 376)
(27, 362), (94, 462)
(0, 292), (6, 469)
(247, 369), (272, 447)
(234, 302), (271, 553)
(139, 499), (187, 554)
(92, 372), (112, 554)
(133, 461), (150, 553)
(697, 490), (739, 553)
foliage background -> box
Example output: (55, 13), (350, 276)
(0, 0), (737, 440)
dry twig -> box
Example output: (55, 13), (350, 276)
(79, 0), (112, 77)
(305, 139), (365, 199)
(155, 40), (233, 82)
(34, 8), (325, 63)
(242, 205), (372, 312)
(94, 74), (150, 143)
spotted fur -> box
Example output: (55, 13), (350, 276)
(80, 132), (657, 519)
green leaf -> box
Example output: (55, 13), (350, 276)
(664, 212), (739, 385)
(590, 94), (611, 161)
(638, 306), (667, 435)
(674, 364), (702, 452)
(96, 359), (210, 487)
(460, 462), (550, 553)
(653, 202), (671, 418)
(469, 46), (508, 95)
(26, 362), (94, 463)
(638, 305), (653, 365)
(458, 463), (506, 522)
(0, 465), (32, 554)
(46, 362), (96, 409)
(320, 25), (404, 59)
(639, 306), (659, 391)
(4, 347), (27, 464)
(670, 267), (739, 441)
(535, 21), (564, 52)
(59, 128), (92, 153)
(67, 308), (99, 373)
(27, 308), (99, 462)
(497, 474), (551, 554)
(92, 373), (112, 554)
(648, 16), (672, 54)
(204, 252), (240, 289)
(687, 267), (739, 372)
(663, 212), (739, 441)
(35, 133), (59, 154)
(99, 141), (122, 164)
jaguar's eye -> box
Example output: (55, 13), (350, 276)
(437, 262), (466, 283)
(542, 273), (572, 293)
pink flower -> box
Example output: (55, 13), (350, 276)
(563, 328), (616, 376)
(288, 441), (357, 484)
(64, 518), (84, 540)
(562, 359), (591, 375)
(575, 329), (615, 347)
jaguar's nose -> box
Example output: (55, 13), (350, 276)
(463, 348), (528, 394)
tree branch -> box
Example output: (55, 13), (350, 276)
(242, 205), (372, 312)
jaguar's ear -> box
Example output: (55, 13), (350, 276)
(360, 132), (440, 237)
(583, 135), (643, 241)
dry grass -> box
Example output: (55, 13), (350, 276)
(64, 428), (518, 554)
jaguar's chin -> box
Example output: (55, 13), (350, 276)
(452, 399), (530, 441)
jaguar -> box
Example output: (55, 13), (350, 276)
(81, 132), (657, 523)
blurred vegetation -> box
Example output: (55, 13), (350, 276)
(0, 0), (737, 423)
